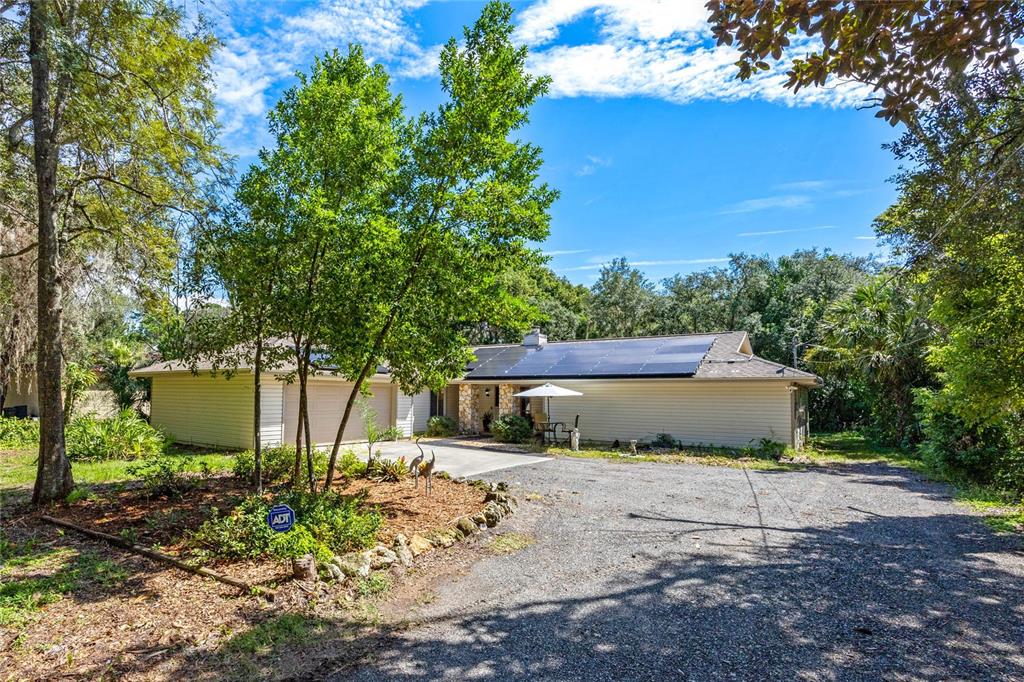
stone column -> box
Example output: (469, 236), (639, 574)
(497, 384), (518, 417)
(458, 383), (481, 434)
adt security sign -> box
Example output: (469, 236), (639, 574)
(268, 504), (295, 533)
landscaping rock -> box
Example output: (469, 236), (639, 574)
(368, 545), (398, 569)
(430, 528), (459, 548)
(325, 563), (344, 582)
(333, 551), (371, 578)
(408, 534), (433, 556)
(292, 554), (318, 582)
(456, 516), (478, 536)
(483, 505), (501, 527)
(471, 512), (488, 527)
(393, 532), (413, 565)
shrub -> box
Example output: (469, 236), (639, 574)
(490, 414), (532, 443)
(740, 437), (787, 461)
(65, 409), (168, 461)
(379, 425), (403, 441)
(337, 450), (367, 479)
(0, 417), (39, 449)
(651, 433), (677, 449)
(916, 389), (1024, 495)
(128, 457), (211, 498)
(190, 490), (382, 563)
(233, 445), (327, 487)
(425, 415), (457, 437)
(367, 456), (408, 482)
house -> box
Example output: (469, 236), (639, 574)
(130, 330), (820, 451)
(2, 370), (120, 420)
(1, 371), (39, 418)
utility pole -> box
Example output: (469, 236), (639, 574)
(792, 334), (799, 369)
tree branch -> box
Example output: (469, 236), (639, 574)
(0, 241), (36, 259)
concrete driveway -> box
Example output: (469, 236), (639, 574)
(337, 456), (1024, 681)
(373, 438), (549, 479)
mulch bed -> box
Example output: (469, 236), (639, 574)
(0, 471), (490, 680)
(332, 476), (487, 543)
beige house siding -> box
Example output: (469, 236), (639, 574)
(3, 372), (39, 416)
(536, 379), (798, 448)
(150, 373), (254, 449)
(396, 390), (430, 437)
(259, 381), (285, 447)
(283, 378), (394, 447)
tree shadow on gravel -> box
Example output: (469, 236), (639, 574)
(317, 510), (1024, 681)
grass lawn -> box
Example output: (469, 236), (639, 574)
(0, 539), (128, 627)
(797, 432), (929, 470)
(0, 446), (237, 490)
(543, 443), (802, 471)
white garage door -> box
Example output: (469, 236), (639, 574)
(283, 379), (393, 446)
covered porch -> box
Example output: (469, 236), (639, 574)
(436, 382), (550, 435)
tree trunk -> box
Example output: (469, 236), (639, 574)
(299, 361), (315, 492)
(292, 385), (304, 488)
(324, 309), (400, 486)
(302, 383), (314, 491)
(0, 308), (18, 412)
(253, 337), (263, 494)
(29, 0), (73, 505)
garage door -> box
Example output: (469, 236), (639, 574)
(283, 379), (393, 446)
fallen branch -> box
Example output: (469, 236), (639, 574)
(40, 515), (275, 599)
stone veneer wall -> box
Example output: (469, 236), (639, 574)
(497, 384), (519, 418)
(458, 384), (482, 434)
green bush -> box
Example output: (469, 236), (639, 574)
(0, 417), (39, 449)
(233, 445), (327, 487)
(379, 425), (403, 441)
(425, 415), (457, 437)
(337, 450), (367, 479)
(189, 490), (382, 563)
(65, 409), (168, 461)
(367, 456), (408, 482)
(651, 433), (677, 449)
(128, 456), (211, 498)
(916, 389), (1023, 495)
(490, 414), (533, 443)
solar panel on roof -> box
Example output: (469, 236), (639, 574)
(465, 334), (716, 379)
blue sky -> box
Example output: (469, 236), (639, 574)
(207, 0), (899, 285)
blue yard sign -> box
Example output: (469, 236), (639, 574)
(268, 504), (295, 533)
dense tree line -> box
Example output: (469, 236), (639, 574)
(707, 1), (1024, 494)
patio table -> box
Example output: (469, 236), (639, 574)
(536, 421), (567, 445)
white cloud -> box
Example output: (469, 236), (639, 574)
(515, 0), (707, 46)
(775, 180), (829, 191)
(518, 1), (872, 108)
(544, 249), (591, 256)
(576, 154), (612, 176)
(211, 0), (430, 154)
(719, 195), (811, 215)
(560, 256), (728, 271)
(209, 0), (877, 159)
(855, 235), (877, 240)
(738, 225), (836, 237)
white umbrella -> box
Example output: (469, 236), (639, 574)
(513, 383), (583, 425)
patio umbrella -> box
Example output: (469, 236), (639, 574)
(513, 383), (583, 423)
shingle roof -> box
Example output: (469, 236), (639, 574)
(694, 331), (820, 383)
(132, 331), (820, 386)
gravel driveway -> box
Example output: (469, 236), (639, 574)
(338, 457), (1024, 681)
